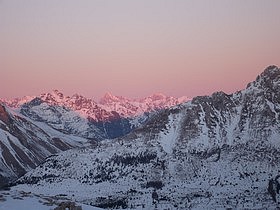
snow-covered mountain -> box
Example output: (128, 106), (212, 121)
(0, 91), (187, 188)
(0, 103), (90, 188)
(1, 91), (189, 140)
(0, 96), (36, 108)
(38, 90), (119, 122)
(3, 90), (189, 121)
(19, 97), (107, 140)
(14, 65), (280, 209)
(99, 92), (190, 118)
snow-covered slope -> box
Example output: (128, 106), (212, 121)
(0, 189), (102, 210)
(14, 65), (280, 209)
(0, 104), (90, 187)
(20, 98), (107, 140)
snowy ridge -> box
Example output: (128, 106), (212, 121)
(14, 66), (280, 209)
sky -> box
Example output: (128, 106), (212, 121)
(0, 0), (280, 100)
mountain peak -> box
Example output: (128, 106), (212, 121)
(52, 89), (63, 95)
(263, 65), (279, 73)
(50, 89), (64, 99)
(40, 89), (65, 104)
(103, 92), (114, 98)
(148, 93), (167, 100)
(99, 92), (121, 104)
(246, 65), (280, 90)
(260, 65), (280, 80)
(71, 93), (87, 100)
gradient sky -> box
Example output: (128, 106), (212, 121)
(1, 0), (280, 100)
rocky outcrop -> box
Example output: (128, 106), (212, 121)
(54, 201), (82, 210)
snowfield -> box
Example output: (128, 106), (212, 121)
(0, 189), (102, 210)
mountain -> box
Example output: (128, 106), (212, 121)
(0, 91), (188, 187)
(2, 91), (189, 140)
(39, 90), (119, 122)
(0, 103), (90, 188)
(99, 92), (190, 118)
(0, 96), (35, 108)
(4, 90), (189, 120)
(19, 97), (107, 140)
(13, 65), (280, 209)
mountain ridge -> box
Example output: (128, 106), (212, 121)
(1, 91), (190, 118)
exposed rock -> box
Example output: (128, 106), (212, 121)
(54, 201), (82, 210)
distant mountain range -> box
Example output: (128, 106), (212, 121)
(2, 91), (190, 120)
(0, 92), (189, 185)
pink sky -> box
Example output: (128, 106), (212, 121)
(1, 0), (279, 100)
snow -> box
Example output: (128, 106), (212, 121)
(157, 113), (181, 154)
(30, 120), (89, 145)
(0, 194), (52, 210)
(0, 190), (102, 210)
(12, 136), (280, 209)
(6, 90), (189, 121)
(178, 96), (191, 104)
(22, 101), (104, 139)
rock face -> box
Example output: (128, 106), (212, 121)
(15, 66), (280, 209)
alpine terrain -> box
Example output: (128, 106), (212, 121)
(2, 91), (189, 139)
(0, 104), (90, 187)
(2, 65), (279, 209)
(0, 92), (188, 187)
